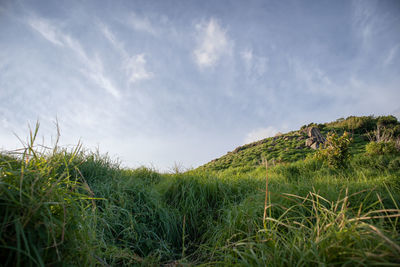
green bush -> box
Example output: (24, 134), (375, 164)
(388, 158), (400, 171)
(365, 141), (398, 156)
(328, 116), (376, 134)
(315, 132), (352, 168)
(377, 115), (398, 127)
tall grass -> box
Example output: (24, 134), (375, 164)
(202, 187), (400, 266)
(1, 124), (400, 265)
(0, 123), (98, 266)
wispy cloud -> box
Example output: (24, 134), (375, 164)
(99, 23), (126, 55)
(193, 18), (232, 68)
(124, 54), (153, 84)
(241, 48), (268, 76)
(98, 23), (154, 85)
(83, 55), (121, 98)
(244, 126), (279, 144)
(290, 58), (334, 94)
(383, 44), (399, 66)
(28, 17), (64, 46)
(127, 12), (158, 36)
(241, 48), (253, 64)
(28, 16), (120, 98)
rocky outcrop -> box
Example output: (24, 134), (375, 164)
(305, 127), (325, 149)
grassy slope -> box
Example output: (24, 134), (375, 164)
(199, 116), (382, 172)
(1, 116), (400, 266)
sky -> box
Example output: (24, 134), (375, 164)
(1, 0), (400, 171)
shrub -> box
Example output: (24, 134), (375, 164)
(377, 115), (398, 127)
(314, 132), (352, 168)
(388, 158), (400, 171)
(365, 141), (398, 156)
(327, 116), (376, 134)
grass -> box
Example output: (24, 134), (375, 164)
(1, 118), (400, 266)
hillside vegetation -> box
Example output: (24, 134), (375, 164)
(1, 115), (400, 266)
(200, 115), (399, 171)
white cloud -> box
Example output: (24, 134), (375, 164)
(99, 23), (126, 55)
(83, 55), (120, 98)
(124, 54), (153, 84)
(244, 126), (279, 144)
(241, 48), (268, 76)
(98, 23), (154, 85)
(290, 58), (333, 94)
(128, 12), (157, 36)
(28, 16), (120, 99)
(241, 48), (253, 64)
(193, 18), (232, 68)
(28, 17), (64, 46)
(383, 44), (399, 66)
(351, 0), (381, 50)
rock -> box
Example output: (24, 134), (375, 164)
(310, 142), (319, 150)
(305, 138), (314, 147)
(297, 135), (306, 140)
(305, 127), (325, 150)
(284, 136), (296, 141)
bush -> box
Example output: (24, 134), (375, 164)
(365, 141), (398, 156)
(377, 115), (398, 127)
(315, 132), (352, 168)
(388, 158), (400, 171)
(328, 116), (376, 134)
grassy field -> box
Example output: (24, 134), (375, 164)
(1, 117), (400, 266)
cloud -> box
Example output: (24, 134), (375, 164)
(193, 18), (232, 68)
(351, 0), (383, 50)
(290, 58), (334, 94)
(244, 126), (279, 144)
(383, 44), (399, 66)
(28, 16), (120, 98)
(28, 17), (64, 46)
(99, 23), (126, 55)
(83, 55), (121, 98)
(124, 54), (153, 84)
(98, 23), (154, 84)
(241, 48), (268, 76)
(241, 48), (253, 64)
(127, 12), (158, 36)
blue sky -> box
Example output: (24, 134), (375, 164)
(1, 0), (400, 171)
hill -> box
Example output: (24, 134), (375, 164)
(199, 115), (400, 171)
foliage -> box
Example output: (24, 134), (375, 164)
(326, 115), (376, 133)
(0, 124), (97, 266)
(388, 158), (400, 171)
(314, 131), (353, 168)
(378, 115), (399, 127)
(366, 141), (398, 156)
(199, 115), (400, 172)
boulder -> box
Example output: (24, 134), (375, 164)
(310, 142), (319, 150)
(305, 127), (325, 150)
(305, 138), (314, 147)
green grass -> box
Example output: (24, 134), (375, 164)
(1, 118), (400, 266)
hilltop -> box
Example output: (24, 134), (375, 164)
(199, 115), (400, 171)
